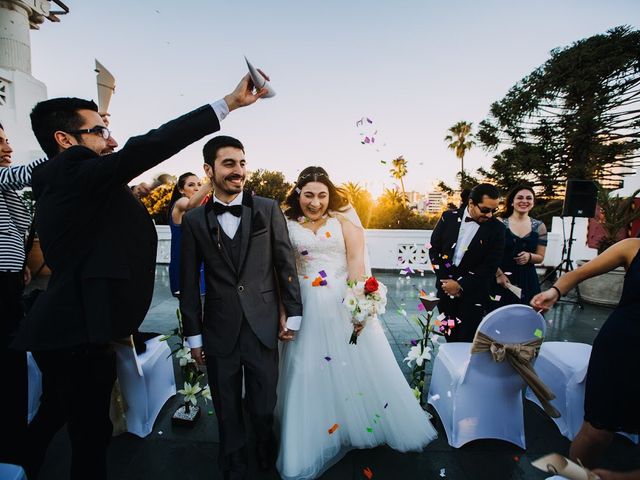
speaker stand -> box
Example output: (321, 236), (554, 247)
(540, 216), (583, 308)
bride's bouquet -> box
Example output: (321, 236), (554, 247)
(343, 276), (387, 344)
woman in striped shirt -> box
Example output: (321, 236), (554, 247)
(0, 122), (46, 468)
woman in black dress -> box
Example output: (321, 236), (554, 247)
(532, 238), (640, 469)
(494, 185), (547, 305)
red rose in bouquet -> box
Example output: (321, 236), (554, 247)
(364, 276), (379, 295)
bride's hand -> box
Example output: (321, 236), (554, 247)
(354, 323), (365, 336)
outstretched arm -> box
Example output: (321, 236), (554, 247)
(531, 238), (639, 312)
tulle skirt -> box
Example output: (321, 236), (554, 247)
(275, 274), (437, 479)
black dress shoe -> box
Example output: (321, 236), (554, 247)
(256, 441), (276, 472)
(222, 449), (248, 480)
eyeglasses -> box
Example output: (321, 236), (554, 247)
(66, 126), (111, 140)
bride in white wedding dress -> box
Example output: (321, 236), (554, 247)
(275, 167), (436, 480)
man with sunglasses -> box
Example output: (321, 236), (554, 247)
(429, 183), (505, 342)
(12, 73), (268, 480)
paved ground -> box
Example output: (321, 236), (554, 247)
(32, 267), (639, 479)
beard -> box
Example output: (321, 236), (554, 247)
(213, 173), (245, 195)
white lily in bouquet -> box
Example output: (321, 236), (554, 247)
(343, 276), (387, 344)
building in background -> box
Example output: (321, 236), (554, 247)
(0, 0), (67, 165)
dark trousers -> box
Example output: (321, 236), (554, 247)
(27, 345), (117, 480)
(438, 291), (486, 343)
(206, 319), (279, 474)
(0, 271), (27, 467)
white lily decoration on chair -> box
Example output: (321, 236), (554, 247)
(178, 382), (202, 406)
(404, 344), (432, 367)
(175, 346), (195, 367)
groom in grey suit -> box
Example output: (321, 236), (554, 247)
(180, 136), (302, 480)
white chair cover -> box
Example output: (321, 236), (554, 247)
(0, 463), (27, 480)
(526, 342), (640, 445)
(114, 335), (176, 437)
(525, 341), (591, 440)
(428, 304), (546, 448)
(27, 351), (42, 423)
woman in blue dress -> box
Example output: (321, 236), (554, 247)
(493, 185), (547, 306)
(168, 172), (210, 296)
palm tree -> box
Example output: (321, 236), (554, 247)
(389, 156), (408, 205)
(379, 187), (405, 206)
(341, 181), (374, 228)
(444, 121), (475, 188)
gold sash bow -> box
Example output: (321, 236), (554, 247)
(471, 331), (560, 418)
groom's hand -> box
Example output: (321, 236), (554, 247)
(191, 347), (206, 365)
(278, 314), (295, 342)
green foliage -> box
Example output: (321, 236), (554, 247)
(478, 26), (640, 195)
(595, 186), (640, 253)
(245, 169), (293, 203)
(368, 193), (440, 230)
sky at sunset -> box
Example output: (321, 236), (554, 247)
(29, 0), (640, 196)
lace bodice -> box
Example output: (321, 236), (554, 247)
(287, 217), (348, 279)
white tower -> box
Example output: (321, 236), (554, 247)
(0, 0), (68, 164)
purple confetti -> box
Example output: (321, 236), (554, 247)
(410, 339), (418, 346)
(383, 402), (388, 409)
(324, 356), (331, 362)
(319, 270), (327, 278)
(301, 250), (309, 256)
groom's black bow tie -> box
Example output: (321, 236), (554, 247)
(213, 202), (243, 217)
(464, 216), (478, 223)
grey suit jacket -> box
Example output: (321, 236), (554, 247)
(180, 193), (302, 357)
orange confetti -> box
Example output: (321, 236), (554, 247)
(328, 423), (339, 434)
(303, 275), (309, 279)
(325, 231), (332, 238)
(442, 254), (449, 259)
(363, 466), (373, 479)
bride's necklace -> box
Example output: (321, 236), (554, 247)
(297, 214), (328, 225)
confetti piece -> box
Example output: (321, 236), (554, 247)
(417, 303), (425, 311)
(442, 254), (449, 260)
(440, 468), (446, 477)
(447, 319), (455, 328)
(208, 410), (214, 415)
(328, 423), (339, 434)
(158, 431), (163, 435)
(437, 313), (446, 320)
(490, 295), (501, 301)
(380, 160), (387, 165)
(534, 328), (543, 338)
(324, 356), (331, 361)
(444, 262), (452, 268)
(410, 339), (418, 346)
(303, 275), (309, 279)
(447, 391), (452, 398)
(366, 427), (373, 433)
(495, 329), (501, 334)
(325, 231), (331, 238)
(301, 250), (308, 255)
(425, 242), (432, 249)
(513, 456), (520, 462)
(363, 467), (374, 479)
(433, 264), (440, 270)
(430, 394), (440, 401)
(504, 272), (512, 275)
(384, 403), (388, 409)
(319, 270), (327, 278)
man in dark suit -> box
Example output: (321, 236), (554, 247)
(12, 74), (267, 480)
(429, 183), (505, 342)
(180, 136), (302, 480)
